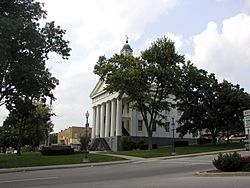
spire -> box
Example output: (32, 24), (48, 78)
(120, 35), (133, 56)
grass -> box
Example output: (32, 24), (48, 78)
(0, 142), (246, 168)
(0, 152), (125, 169)
(111, 142), (246, 158)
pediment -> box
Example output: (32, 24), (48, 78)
(90, 80), (107, 99)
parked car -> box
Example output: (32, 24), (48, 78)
(225, 135), (246, 142)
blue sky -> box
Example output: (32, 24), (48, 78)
(1, 0), (250, 132)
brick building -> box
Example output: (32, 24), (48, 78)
(57, 126), (92, 150)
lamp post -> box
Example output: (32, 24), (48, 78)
(83, 111), (89, 162)
(171, 117), (176, 155)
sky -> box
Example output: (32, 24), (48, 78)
(1, 0), (250, 133)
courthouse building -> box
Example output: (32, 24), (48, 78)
(90, 39), (195, 151)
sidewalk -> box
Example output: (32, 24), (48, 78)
(0, 148), (247, 174)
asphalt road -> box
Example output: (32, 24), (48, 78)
(0, 152), (249, 188)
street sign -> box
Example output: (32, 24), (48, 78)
(244, 110), (250, 129)
(244, 116), (250, 128)
(244, 109), (250, 117)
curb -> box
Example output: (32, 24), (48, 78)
(157, 148), (244, 160)
(0, 160), (131, 174)
(196, 170), (250, 177)
(0, 148), (246, 174)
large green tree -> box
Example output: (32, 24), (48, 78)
(177, 62), (250, 145)
(0, 0), (71, 155)
(176, 62), (219, 145)
(216, 80), (250, 143)
(94, 37), (184, 149)
(0, 0), (70, 106)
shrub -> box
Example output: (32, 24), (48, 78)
(139, 144), (148, 150)
(121, 137), (137, 151)
(153, 144), (158, 149)
(40, 145), (74, 155)
(197, 138), (212, 144)
(213, 152), (242, 172)
(174, 141), (189, 147)
(241, 156), (250, 171)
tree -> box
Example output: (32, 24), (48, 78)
(216, 80), (250, 143)
(25, 103), (54, 148)
(177, 62), (250, 145)
(0, 0), (71, 155)
(176, 62), (219, 145)
(94, 37), (184, 149)
(3, 103), (54, 154)
(0, 0), (71, 106)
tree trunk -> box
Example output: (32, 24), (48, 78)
(17, 136), (22, 156)
(211, 130), (217, 146)
(148, 134), (153, 150)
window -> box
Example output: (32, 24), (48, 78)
(74, 133), (78, 138)
(164, 122), (170, 132)
(138, 120), (143, 131)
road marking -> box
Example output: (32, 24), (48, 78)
(0, 176), (58, 184)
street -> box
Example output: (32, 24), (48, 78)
(0, 152), (249, 188)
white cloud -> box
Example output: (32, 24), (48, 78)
(187, 13), (250, 92)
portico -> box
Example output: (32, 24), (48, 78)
(91, 98), (124, 139)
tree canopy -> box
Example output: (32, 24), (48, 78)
(94, 37), (184, 149)
(0, 0), (71, 154)
(177, 62), (250, 144)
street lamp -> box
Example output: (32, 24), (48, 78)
(83, 111), (89, 162)
(171, 117), (176, 155)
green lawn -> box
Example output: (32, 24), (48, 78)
(0, 152), (125, 169)
(111, 142), (246, 158)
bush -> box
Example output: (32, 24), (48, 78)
(174, 141), (189, 147)
(153, 144), (158, 149)
(121, 137), (137, 151)
(197, 138), (212, 144)
(40, 145), (74, 155)
(139, 144), (148, 150)
(241, 156), (250, 171)
(213, 152), (242, 172)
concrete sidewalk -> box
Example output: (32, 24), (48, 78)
(0, 148), (247, 174)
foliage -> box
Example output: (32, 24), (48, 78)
(3, 103), (54, 155)
(216, 80), (250, 142)
(197, 138), (212, 144)
(177, 62), (250, 145)
(0, 0), (71, 155)
(213, 152), (242, 172)
(121, 137), (137, 151)
(177, 62), (219, 145)
(94, 37), (184, 149)
(241, 156), (250, 171)
(174, 141), (189, 147)
(40, 145), (74, 155)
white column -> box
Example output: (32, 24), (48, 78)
(91, 106), (96, 139)
(116, 99), (122, 136)
(100, 103), (105, 138)
(105, 101), (111, 137)
(110, 99), (116, 136)
(95, 105), (100, 138)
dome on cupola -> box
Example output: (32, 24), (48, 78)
(120, 36), (133, 56)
